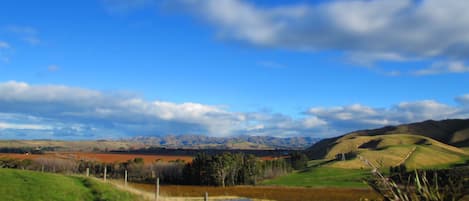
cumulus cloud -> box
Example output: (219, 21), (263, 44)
(0, 81), (319, 138)
(0, 81), (467, 139)
(306, 100), (468, 134)
(168, 0), (469, 70)
(412, 61), (469, 75)
(0, 81), (235, 136)
(0, 122), (51, 130)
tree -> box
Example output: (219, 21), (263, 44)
(289, 152), (309, 170)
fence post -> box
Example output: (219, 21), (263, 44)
(204, 192), (208, 201)
(41, 164), (44, 173)
(125, 169), (128, 187)
(86, 168), (89, 177)
(155, 177), (159, 201)
(104, 166), (107, 182)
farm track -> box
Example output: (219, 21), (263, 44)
(396, 146), (417, 166)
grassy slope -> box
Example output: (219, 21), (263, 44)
(0, 169), (92, 201)
(452, 128), (469, 147)
(0, 168), (143, 201)
(261, 166), (370, 188)
(314, 134), (468, 169)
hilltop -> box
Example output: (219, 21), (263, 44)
(306, 119), (469, 169)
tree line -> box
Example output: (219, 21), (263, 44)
(182, 153), (291, 186)
(0, 151), (308, 186)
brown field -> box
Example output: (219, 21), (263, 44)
(0, 152), (283, 164)
(130, 183), (382, 201)
(0, 152), (193, 163)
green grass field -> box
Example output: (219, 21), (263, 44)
(261, 166), (370, 188)
(0, 168), (143, 201)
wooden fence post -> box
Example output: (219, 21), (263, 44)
(104, 166), (107, 182)
(86, 168), (89, 177)
(155, 177), (159, 201)
(204, 192), (208, 201)
(125, 169), (128, 187)
(41, 164), (44, 173)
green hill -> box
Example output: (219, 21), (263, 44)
(0, 168), (143, 201)
(306, 119), (469, 169)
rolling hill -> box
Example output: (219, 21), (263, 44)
(306, 119), (469, 169)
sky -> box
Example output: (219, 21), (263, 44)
(0, 0), (468, 139)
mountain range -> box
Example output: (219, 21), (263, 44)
(129, 135), (320, 150)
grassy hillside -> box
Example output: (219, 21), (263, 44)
(308, 119), (469, 160)
(307, 134), (468, 169)
(452, 127), (469, 147)
(306, 119), (469, 169)
(0, 168), (143, 201)
(261, 166), (370, 188)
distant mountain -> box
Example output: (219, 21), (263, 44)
(129, 135), (320, 150)
(306, 119), (469, 169)
(0, 135), (319, 152)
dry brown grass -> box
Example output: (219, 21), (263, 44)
(320, 134), (468, 169)
(0, 152), (193, 163)
(0, 140), (146, 152)
(0, 152), (284, 164)
(129, 183), (382, 201)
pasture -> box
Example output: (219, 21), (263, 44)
(261, 166), (370, 188)
(0, 168), (144, 201)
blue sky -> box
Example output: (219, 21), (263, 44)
(0, 0), (468, 139)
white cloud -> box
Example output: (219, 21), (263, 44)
(0, 81), (311, 138)
(302, 117), (327, 128)
(413, 61), (469, 75)
(0, 122), (51, 130)
(0, 81), (467, 139)
(169, 0), (469, 66)
(307, 100), (468, 134)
